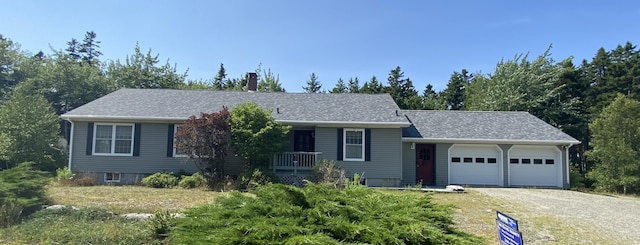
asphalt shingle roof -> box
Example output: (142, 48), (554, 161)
(402, 110), (579, 143)
(62, 89), (408, 125)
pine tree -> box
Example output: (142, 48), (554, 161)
(65, 38), (81, 61)
(78, 31), (102, 65)
(302, 72), (322, 93)
(348, 77), (360, 93)
(361, 76), (384, 94)
(421, 84), (446, 110)
(386, 66), (419, 109)
(213, 63), (227, 90)
(258, 68), (285, 92)
(441, 69), (471, 110)
(331, 78), (347, 93)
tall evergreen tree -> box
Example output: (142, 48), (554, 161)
(361, 75), (384, 94)
(421, 84), (446, 110)
(78, 31), (102, 65)
(386, 66), (420, 109)
(302, 72), (322, 93)
(258, 68), (285, 92)
(65, 38), (81, 61)
(441, 69), (471, 110)
(212, 63), (227, 90)
(348, 77), (360, 93)
(331, 78), (347, 93)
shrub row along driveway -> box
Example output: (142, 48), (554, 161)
(474, 188), (640, 244)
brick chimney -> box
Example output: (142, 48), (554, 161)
(247, 72), (258, 92)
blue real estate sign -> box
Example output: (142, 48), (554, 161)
(497, 211), (519, 230)
(496, 211), (523, 245)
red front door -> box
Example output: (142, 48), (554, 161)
(416, 144), (435, 186)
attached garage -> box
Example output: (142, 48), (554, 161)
(509, 146), (562, 187)
(449, 144), (503, 186)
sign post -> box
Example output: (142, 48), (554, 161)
(496, 211), (523, 245)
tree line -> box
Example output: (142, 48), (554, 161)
(1, 31), (638, 194)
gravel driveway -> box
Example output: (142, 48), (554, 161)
(474, 188), (640, 244)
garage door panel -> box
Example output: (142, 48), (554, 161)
(509, 146), (561, 187)
(449, 145), (501, 186)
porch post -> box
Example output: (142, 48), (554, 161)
(273, 155), (277, 174)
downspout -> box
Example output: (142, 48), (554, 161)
(565, 143), (573, 187)
(67, 120), (74, 172)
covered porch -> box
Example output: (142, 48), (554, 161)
(271, 128), (322, 174)
(272, 151), (322, 174)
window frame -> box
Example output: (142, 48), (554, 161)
(92, 123), (135, 156)
(105, 173), (121, 183)
(343, 128), (365, 162)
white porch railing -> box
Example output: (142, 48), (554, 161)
(273, 152), (322, 174)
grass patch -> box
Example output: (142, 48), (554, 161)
(0, 207), (156, 245)
(46, 185), (225, 213)
(429, 189), (628, 245)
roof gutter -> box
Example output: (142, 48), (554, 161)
(59, 115), (411, 128)
(402, 137), (581, 145)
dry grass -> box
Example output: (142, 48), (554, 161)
(45, 185), (632, 244)
(46, 185), (226, 213)
(430, 190), (628, 245)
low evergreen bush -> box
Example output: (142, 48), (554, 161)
(141, 172), (178, 188)
(178, 173), (205, 189)
(171, 183), (484, 244)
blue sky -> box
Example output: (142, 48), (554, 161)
(1, 1), (639, 92)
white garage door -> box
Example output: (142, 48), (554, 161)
(449, 145), (502, 186)
(509, 146), (562, 187)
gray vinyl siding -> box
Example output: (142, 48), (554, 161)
(434, 143), (452, 186)
(401, 142), (416, 186)
(498, 144), (512, 187)
(71, 122), (247, 177)
(315, 127), (403, 186)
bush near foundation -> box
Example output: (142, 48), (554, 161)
(142, 172), (179, 188)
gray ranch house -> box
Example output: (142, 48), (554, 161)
(60, 78), (579, 188)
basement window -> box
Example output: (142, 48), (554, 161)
(105, 173), (121, 183)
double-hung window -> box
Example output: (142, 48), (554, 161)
(93, 123), (134, 156)
(343, 128), (365, 161)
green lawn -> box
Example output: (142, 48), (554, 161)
(3, 185), (623, 244)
